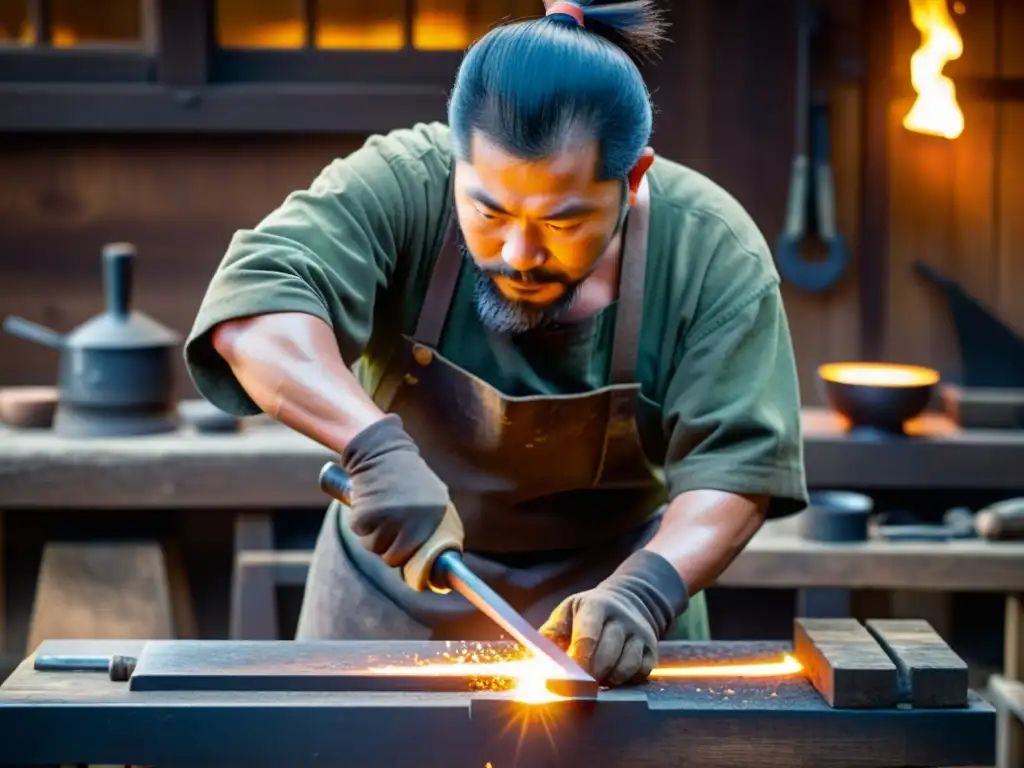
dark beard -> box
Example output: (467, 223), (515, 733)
(459, 242), (581, 335)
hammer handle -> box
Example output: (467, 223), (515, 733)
(318, 462), (464, 592)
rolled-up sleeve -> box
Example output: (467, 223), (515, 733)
(183, 136), (420, 416)
(660, 242), (808, 519)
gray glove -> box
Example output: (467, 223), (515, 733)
(340, 414), (452, 568)
(540, 550), (689, 686)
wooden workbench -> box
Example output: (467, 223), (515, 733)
(0, 638), (996, 768)
(1, 407), (1022, 764)
(2, 408), (1023, 508)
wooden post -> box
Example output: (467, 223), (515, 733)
(229, 512), (280, 640)
(998, 594), (1024, 768)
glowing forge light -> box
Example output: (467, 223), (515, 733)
(903, 0), (965, 139)
(364, 648), (804, 704)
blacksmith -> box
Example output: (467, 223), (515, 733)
(184, 0), (808, 687)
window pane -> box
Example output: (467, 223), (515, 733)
(51, 0), (142, 47)
(0, 0), (30, 44)
(316, 0), (405, 50)
(414, 0), (512, 50)
(217, 0), (305, 49)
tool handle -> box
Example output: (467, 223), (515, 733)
(780, 155), (810, 239)
(318, 461), (464, 592)
(975, 497), (1024, 540)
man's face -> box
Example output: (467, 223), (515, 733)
(453, 131), (628, 334)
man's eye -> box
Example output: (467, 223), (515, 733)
(545, 222), (582, 232)
(475, 207), (498, 220)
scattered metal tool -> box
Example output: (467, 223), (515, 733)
(319, 461), (600, 700)
(776, 0), (848, 293)
(876, 499), (1024, 542)
(34, 653), (137, 682)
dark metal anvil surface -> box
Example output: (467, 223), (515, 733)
(0, 630), (996, 768)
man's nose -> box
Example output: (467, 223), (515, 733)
(501, 224), (546, 272)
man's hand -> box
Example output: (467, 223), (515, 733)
(340, 414), (459, 567)
(539, 551), (689, 687)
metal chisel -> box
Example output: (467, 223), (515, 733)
(34, 653), (137, 681)
(318, 461), (599, 700)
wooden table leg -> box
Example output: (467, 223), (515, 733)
(998, 593), (1024, 768)
(0, 509), (5, 654)
(161, 537), (199, 640)
(797, 588), (852, 618)
(229, 512), (280, 640)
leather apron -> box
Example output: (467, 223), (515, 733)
(295, 178), (710, 642)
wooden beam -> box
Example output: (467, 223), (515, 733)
(0, 83), (450, 134)
(793, 618), (898, 708)
(858, 0), (892, 360)
(4, 411), (1024, 510)
(864, 619), (968, 707)
(988, 674), (1024, 724)
(226, 535), (1024, 595)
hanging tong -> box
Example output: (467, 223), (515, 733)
(776, 0), (848, 293)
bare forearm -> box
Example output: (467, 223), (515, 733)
(211, 311), (385, 453)
(644, 490), (768, 596)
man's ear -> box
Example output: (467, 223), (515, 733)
(626, 148), (655, 205)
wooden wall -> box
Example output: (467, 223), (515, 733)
(0, 0), (1021, 407)
(882, 0), (1024, 373)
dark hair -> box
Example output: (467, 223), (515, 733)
(448, 1), (669, 181)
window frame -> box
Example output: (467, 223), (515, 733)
(0, 0), (480, 133)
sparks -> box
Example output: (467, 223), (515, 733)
(363, 642), (802, 703)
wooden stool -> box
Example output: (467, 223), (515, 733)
(26, 540), (196, 654)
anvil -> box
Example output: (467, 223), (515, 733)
(0, 619), (995, 767)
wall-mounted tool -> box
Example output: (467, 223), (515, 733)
(3, 242), (182, 437)
(318, 462), (599, 700)
(915, 261), (1024, 389)
(776, 0), (848, 293)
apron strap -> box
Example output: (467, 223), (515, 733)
(413, 174), (462, 348)
(608, 177), (652, 385)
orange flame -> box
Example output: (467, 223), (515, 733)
(903, 0), (965, 139)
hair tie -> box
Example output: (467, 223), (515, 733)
(546, 2), (584, 27)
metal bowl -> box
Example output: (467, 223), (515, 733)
(798, 490), (875, 542)
(818, 362), (940, 435)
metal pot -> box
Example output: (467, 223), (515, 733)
(3, 242), (182, 437)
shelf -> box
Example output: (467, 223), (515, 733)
(0, 81), (450, 133)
